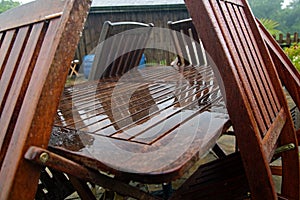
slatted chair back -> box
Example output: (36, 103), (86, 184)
(0, 0), (90, 199)
(168, 18), (206, 67)
(185, 0), (299, 199)
(88, 21), (154, 80)
(257, 19), (300, 133)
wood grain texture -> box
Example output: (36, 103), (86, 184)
(51, 66), (229, 183)
(0, 0), (91, 199)
(185, 0), (299, 199)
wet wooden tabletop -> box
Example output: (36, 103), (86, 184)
(49, 65), (229, 183)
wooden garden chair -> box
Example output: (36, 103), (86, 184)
(168, 16), (300, 157)
(88, 21), (154, 80)
(181, 0), (300, 199)
(257, 19), (300, 135)
(0, 0), (91, 199)
(168, 18), (206, 68)
(168, 18), (232, 158)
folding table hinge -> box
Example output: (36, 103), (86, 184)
(274, 143), (296, 155)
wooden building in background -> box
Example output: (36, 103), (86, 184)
(75, 0), (190, 65)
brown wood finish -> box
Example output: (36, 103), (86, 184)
(0, 0), (91, 199)
(23, 64), (229, 199)
(185, 0), (299, 199)
(168, 18), (232, 159)
(88, 21), (154, 80)
(48, 66), (228, 184)
(171, 152), (250, 200)
(26, 146), (161, 200)
(258, 19), (300, 127)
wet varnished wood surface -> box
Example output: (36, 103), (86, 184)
(50, 65), (229, 183)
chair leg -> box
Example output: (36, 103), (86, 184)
(162, 183), (173, 199)
(212, 143), (227, 158)
(35, 167), (75, 200)
(69, 175), (97, 200)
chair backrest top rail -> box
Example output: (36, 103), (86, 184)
(0, 0), (68, 32)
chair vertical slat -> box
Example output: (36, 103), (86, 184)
(191, 28), (206, 65)
(184, 28), (197, 65)
(234, 7), (277, 122)
(131, 33), (147, 68)
(106, 35), (122, 78)
(126, 34), (143, 72)
(108, 37), (122, 77)
(229, 5), (275, 123)
(237, 6), (280, 116)
(0, 27), (29, 114)
(170, 29), (185, 66)
(0, 32), (4, 48)
(130, 54), (143, 73)
(119, 34), (133, 76)
(0, 30), (16, 79)
(179, 30), (190, 65)
(128, 34), (143, 70)
(187, 28), (200, 65)
(123, 32), (143, 74)
(110, 35), (127, 77)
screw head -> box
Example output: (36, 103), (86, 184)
(39, 152), (49, 163)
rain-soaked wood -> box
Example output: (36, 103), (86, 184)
(0, 0), (91, 199)
(67, 176), (101, 200)
(185, 0), (299, 199)
(258, 19), (300, 133)
(258, 21), (300, 108)
(25, 146), (161, 200)
(170, 152), (250, 200)
(50, 65), (229, 184)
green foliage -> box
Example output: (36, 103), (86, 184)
(248, 0), (284, 19)
(0, 0), (20, 14)
(281, 0), (300, 33)
(284, 43), (300, 71)
(260, 18), (282, 35)
(248, 0), (300, 33)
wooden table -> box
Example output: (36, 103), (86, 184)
(49, 65), (229, 183)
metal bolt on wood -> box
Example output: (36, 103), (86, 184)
(274, 143), (296, 155)
(39, 152), (49, 164)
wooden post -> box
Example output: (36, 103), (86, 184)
(287, 32), (291, 46)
